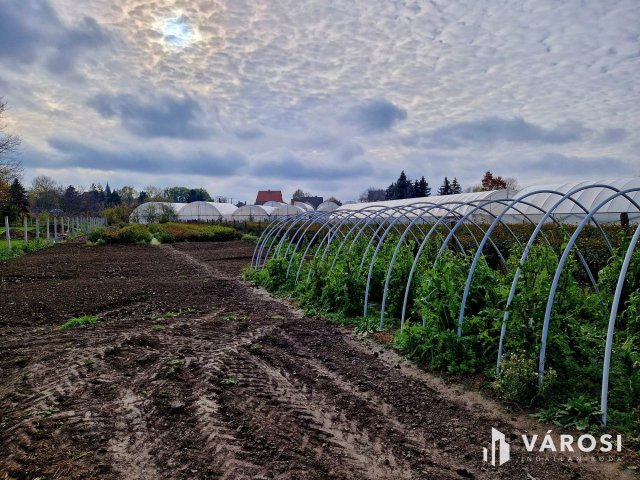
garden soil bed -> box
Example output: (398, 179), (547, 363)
(0, 240), (636, 479)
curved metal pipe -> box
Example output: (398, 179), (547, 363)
(539, 187), (640, 386)
(600, 222), (640, 426)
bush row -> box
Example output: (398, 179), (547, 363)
(88, 222), (239, 245)
(0, 238), (53, 260)
(246, 231), (640, 436)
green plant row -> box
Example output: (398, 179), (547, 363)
(87, 222), (240, 245)
(246, 231), (640, 437)
(0, 238), (53, 260)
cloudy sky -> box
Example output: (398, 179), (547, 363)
(1, 0), (638, 202)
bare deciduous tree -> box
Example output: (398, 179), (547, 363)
(0, 98), (22, 181)
(358, 187), (386, 202)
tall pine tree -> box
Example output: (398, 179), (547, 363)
(451, 177), (462, 194)
(8, 179), (29, 221)
(438, 177), (452, 195)
(416, 176), (430, 197)
(104, 183), (112, 207)
(411, 179), (420, 198)
(395, 170), (411, 199)
(385, 182), (396, 200)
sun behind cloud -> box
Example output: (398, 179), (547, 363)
(159, 14), (200, 49)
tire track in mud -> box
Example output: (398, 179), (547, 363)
(217, 349), (421, 479)
(1, 241), (635, 479)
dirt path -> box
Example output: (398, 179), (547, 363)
(0, 241), (635, 479)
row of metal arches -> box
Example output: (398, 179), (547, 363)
(251, 185), (640, 425)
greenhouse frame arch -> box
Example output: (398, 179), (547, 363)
(251, 180), (640, 425)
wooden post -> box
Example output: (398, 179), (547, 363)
(4, 216), (10, 251)
(36, 217), (40, 238)
(53, 217), (57, 241)
(24, 217), (28, 242)
(46, 217), (50, 241)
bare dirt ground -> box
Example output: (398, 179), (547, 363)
(0, 240), (637, 479)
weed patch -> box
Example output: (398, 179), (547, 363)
(59, 315), (99, 331)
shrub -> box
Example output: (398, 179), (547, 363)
(492, 352), (556, 405)
(114, 224), (153, 244)
(245, 228), (640, 435)
(394, 324), (481, 373)
(88, 223), (238, 245)
(103, 204), (134, 224)
(0, 238), (52, 259)
(59, 315), (99, 331)
(241, 233), (260, 243)
(156, 223), (237, 242)
(148, 224), (176, 243)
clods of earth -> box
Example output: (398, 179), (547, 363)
(0, 241), (636, 479)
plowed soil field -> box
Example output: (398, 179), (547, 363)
(0, 241), (635, 479)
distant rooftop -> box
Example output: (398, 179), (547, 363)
(292, 196), (323, 209)
(255, 190), (284, 205)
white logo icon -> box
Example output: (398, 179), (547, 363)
(483, 428), (510, 466)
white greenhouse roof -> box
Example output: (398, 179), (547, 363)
(131, 202), (186, 215)
(177, 201), (237, 220)
(293, 201), (314, 211)
(232, 205), (276, 218)
(336, 190), (513, 219)
(271, 204), (305, 216)
(513, 178), (640, 216)
(317, 201), (340, 212)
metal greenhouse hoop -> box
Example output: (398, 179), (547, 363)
(538, 187), (640, 387)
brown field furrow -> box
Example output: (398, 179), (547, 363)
(0, 240), (635, 480)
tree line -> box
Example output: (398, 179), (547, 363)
(359, 170), (517, 202)
(0, 175), (218, 224)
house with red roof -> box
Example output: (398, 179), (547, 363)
(255, 190), (284, 205)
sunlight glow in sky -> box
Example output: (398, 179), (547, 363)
(0, 0), (638, 202)
(161, 17), (196, 48)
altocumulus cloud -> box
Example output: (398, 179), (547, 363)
(344, 99), (408, 133)
(87, 93), (213, 140)
(406, 117), (589, 149)
(252, 154), (373, 180)
(520, 153), (632, 176)
(0, 0), (110, 75)
(44, 138), (245, 176)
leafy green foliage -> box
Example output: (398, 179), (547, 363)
(59, 315), (99, 331)
(88, 223), (238, 244)
(492, 352), (556, 404)
(244, 227), (640, 435)
(241, 233), (260, 243)
(88, 224), (151, 244)
(166, 358), (185, 378)
(0, 238), (52, 259)
(534, 396), (602, 432)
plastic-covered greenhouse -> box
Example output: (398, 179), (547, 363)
(293, 201), (314, 211)
(250, 178), (640, 427)
(177, 202), (237, 222)
(506, 178), (640, 224)
(335, 189), (511, 222)
(129, 202), (185, 224)
(317, 200), (339, 212)
(263, 200), (286, 208)
(232, 205), (275, 222)
(271, 204), (305, 217)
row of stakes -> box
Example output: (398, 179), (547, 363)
(3, 215), (106, 251)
